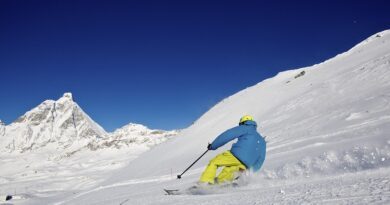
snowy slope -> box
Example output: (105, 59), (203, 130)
(50, 30), (390, 205)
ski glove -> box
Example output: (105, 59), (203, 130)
(207, 143), (213, 150)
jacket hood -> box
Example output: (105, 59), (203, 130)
(241, 120), (257, 127)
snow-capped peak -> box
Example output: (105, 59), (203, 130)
(0, 93), (108, 153)
(62, 92), (73, 101)
(112, 123), (149, 134)
(82, 123), (178, 152)
(54, 92), (73, 105)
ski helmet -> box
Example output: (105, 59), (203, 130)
(239, 115), (254, 124)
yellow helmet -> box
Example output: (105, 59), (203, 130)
(239, 115), (254, 124)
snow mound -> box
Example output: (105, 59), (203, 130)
(262, 144), (390, 179)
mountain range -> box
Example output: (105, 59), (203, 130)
(0, 92), (178, 155)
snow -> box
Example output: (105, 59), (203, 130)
(1, 30), (390, 204)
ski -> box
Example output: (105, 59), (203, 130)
(164, 182), (240, 196)
(164, 189), (181, 195)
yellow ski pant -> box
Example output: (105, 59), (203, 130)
(199, 151), (246, 184)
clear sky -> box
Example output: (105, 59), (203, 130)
(1, 0), (389, 131)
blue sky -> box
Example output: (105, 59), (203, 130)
(0, 0), (389, 131)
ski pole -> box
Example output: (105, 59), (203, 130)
(177, 149), (209, 179)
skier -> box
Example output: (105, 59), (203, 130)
(199, 115), (266, 185)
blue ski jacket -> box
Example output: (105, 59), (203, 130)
(209, 120), (266, 172)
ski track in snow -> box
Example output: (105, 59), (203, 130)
(52, 168), (390, 205)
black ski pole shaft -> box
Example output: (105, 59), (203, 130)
(177, 149), (209, 179)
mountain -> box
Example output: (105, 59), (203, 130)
(0, 93), (178, 155)
(0, 93), (106, 153)
(53, 30), (390, 204)
(84, 123), (178, 151)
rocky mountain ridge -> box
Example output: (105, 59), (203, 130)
(0, 93), (178, 155)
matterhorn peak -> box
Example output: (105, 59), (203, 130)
(0, 92), (107, 152)
(63, 92), (73, 100)
(55, 92), (75, 110)
(58, 92), (73, 102)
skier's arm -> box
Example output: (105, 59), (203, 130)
(209, 126), (247, 150)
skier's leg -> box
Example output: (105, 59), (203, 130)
(215, 151), (246, 184)
(199, 152), (225, 184)
(200, 151), (245, 184)
(216, 165), (246, 183)
(216, 166), (237, 183)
